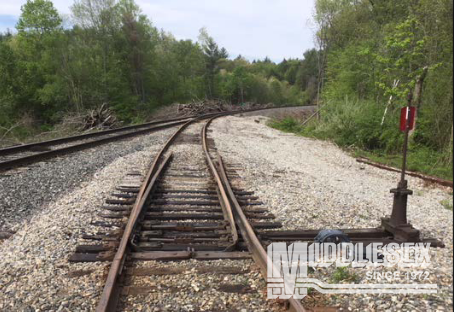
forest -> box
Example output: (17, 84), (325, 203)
(0, 0), (453, 179)
(0, 0), (318, 140)
(272, 0), (453, 180)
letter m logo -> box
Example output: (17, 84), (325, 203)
(267, 242), (308, 299)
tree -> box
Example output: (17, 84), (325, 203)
(117, 0), (155, 103)
(14, 0), (64, 120)
(72, 0), (120, 102)
(0, 41), (19, 124)
(16, 0), (62, 36)
(172, 39), (205, 99)
(198, 27), (228, 98)
(219, 47), (229, 59)
(1, 0), (376, 143)
(312, 0), (453, 163)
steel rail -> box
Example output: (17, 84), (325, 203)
(201, 117), (239, 251)
(0, 119), (190, 172)
(94, 106), (314, 311)
(216, 154), (308, 312)
(0, 106), (313, 172)
(0, 115), (193, 156)
(97, 113), (241, 311)
(0, 105), (311, 157)
(356, 157), (453, 188)
(97, 153), (173, 311)
(96, 114), (201, 311)
(202, 116), (307, 312)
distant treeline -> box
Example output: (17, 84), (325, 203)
(0, 0), (318, 131)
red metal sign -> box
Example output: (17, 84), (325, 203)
(400, 106), (416, 132)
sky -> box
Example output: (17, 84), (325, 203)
(0, 0), (317, 62)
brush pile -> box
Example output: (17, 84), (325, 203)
(177, 99), (273, 116)
(82, 103), (118, 130)
(177, 99), (231, 115)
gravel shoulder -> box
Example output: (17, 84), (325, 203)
(0, 114), (452, 311)
(0, 128), (177, 233)
(211, 115), (453, 312)
(0, 128), (177, 311)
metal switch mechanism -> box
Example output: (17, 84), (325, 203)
(314, 229), (384, 262)
(314, 229), (351, 244)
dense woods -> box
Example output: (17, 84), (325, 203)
(0, 0), (452, 178)
(273, 0), (453, 179)
(0, 0), (318, 140)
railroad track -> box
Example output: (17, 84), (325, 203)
(0, 104), (444, 310)
(67, 114), (308, 311)
(0, 116), (193, 172)
(66, 109), (443, 311)
(0, 106), (309, 173)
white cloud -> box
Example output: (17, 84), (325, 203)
(140, 0), (317, 61)
(0, 0), (316, 61)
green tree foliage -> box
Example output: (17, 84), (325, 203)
(311, 0), (453, 169)
(12, 0), (63, 122)
(16, 0), (62, 35)
(198, 27), (230, 99)
(0, 0), (318, 137)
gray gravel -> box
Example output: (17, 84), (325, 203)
(0, 127), (178, 233)
(211, 115), (453, 312)
(0, 128), (177, 311)
(0, 121), (277, 312)
(0, 114), (452, 311)
(121, 259), (274, 312)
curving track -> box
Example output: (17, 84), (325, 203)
(67, 107), (440, 311)
(85, 114), (308, 311)
(0, 106), (309, 173)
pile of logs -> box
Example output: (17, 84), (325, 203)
(177, 99), (273, 116)
(177, 99), (230, 115)
(241, 102), (274, 110)
(83, 103), (118, 131)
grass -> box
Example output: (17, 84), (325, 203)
(269, 117), (453, 181)
(331, 267), (359, 283)
(440, 198), (453, 211)
(353, 148), (453, 181)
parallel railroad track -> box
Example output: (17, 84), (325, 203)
(0, 106), (309, 173)
(0, 104), (444, 310)
(0, 116), (193, 172)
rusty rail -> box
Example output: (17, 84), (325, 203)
(216, 154), (307, 312)
(203, 116), (307, 312)
(96, 118), (197, 311)
(0, 119), (190, 172)
(357, 157), (453, 188)
(201, 117), (239, 251)
(0, 106), (308, 172)
(97, 113), (242, 311)
(95, 107), (315, 311)
(0, 116), (193, 156)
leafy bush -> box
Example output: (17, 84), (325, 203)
(297, 98), (404, 152)
(269, 117), (302, 133)
(440, 199), (453, 211)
